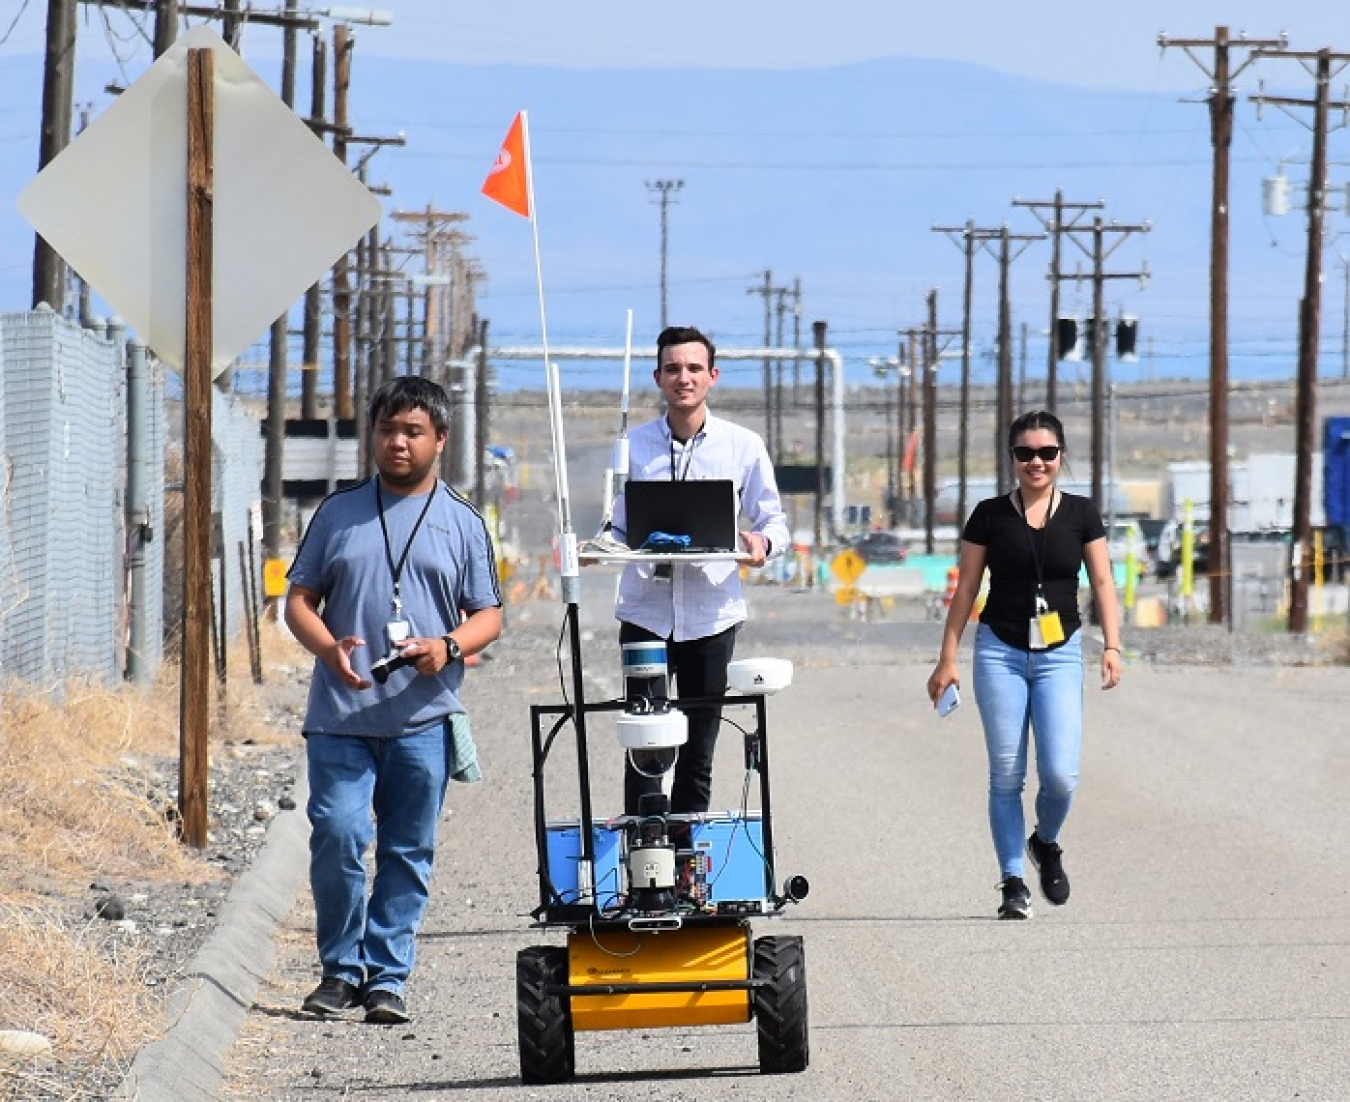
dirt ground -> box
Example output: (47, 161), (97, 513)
(162, 374), (1350, 1100)
(212, 571), (1350, 1102)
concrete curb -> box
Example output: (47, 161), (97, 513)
(115, 769), (310, 1101)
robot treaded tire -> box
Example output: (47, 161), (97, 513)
(753, 934), (809, 1074)
(516, 946), (575, 1085)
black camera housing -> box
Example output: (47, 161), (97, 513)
(370, 649), (415, 685)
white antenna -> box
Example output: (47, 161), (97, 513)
(597, 309), (634, 541)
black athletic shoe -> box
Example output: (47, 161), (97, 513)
(364, 988), (411, 1025)
(1026, 831), (1070, 906)
(997, 876), (1032, 920)
(301, 977), (361, 1015)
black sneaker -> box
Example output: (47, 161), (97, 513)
(1026, 832), (1070, 906)
(301, 977), (361, 1015)
(364, 988), (411, 1025)
(997, 876), (1032, 920)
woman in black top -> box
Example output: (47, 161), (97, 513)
(927, 411), (1123, 920)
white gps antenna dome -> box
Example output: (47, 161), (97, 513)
(726, 657), (793, 695)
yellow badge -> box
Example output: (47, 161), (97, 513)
(1037, 610), (1066, 645)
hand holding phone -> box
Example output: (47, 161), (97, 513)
(937, 682), (960, 717)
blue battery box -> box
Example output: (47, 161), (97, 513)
(544, 821), (626, 908)
(545, 812), (769, 911)
(687, 813), (769, 906)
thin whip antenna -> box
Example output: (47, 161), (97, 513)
(598, 309), (634, 537)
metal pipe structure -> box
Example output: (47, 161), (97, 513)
(491, 344), (848, 539)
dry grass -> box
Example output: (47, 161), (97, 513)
(0, 903), (161, 1098)
(0, 673), (198, 898)
(0, 621), (310, 1096)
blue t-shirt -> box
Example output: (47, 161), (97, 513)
(287, 477), (501, 737)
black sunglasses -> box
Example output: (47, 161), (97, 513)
(1012, 445), (1062, 463)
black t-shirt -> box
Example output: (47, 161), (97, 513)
(961, 491), (1106, 651)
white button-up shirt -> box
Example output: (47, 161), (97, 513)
(612, 411), (789, 641)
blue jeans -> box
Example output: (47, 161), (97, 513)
(971, 624), (1083, 879)
(305, 724), (452, 995)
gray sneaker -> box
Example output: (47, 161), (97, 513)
(997, 876), (1032, 920)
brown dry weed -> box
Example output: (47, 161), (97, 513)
(0, 619), (310, 1096)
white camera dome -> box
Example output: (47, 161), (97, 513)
(617, 709), (687, 750)
(617, 710), (687, 778)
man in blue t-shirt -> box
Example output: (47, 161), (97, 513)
(286, 376), (502, 1025)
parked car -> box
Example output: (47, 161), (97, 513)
(1154, 520), (1210, 579)
(850, 530), (908, 564)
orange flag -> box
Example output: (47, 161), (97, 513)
(482, 112), (531, 219)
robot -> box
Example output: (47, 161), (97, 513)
(517, 640), (810, 1082)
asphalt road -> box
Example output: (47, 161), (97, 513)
(201, 575), (1350, 1102)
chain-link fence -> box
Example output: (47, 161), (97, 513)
(0, 309), (262, 690)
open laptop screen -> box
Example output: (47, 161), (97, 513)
(622, 479), (738, 553)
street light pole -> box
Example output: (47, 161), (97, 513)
(646, 178), (683, 329)
(870, 357), (901, 525)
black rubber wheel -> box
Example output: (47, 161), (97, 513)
(516, 945), (574, 1084)
(753, 934), (809, 1074)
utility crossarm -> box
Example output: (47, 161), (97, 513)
(72, 1), (358, 31)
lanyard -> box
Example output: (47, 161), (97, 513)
(1017, 488), (1056, 602)
(375, 480), (436, 616)
(668, 426), (702, 481)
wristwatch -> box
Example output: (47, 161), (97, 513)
(442, 634), (462, 662)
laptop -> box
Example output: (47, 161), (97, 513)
(622, 479), (739, 553)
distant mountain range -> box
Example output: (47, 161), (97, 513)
(3, 50), (1339, 392)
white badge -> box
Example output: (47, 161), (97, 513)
(386, 620), (411, 648)
(1027, 615), (1047, 650)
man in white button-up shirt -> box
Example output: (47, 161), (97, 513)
(611, 326), (789, 816)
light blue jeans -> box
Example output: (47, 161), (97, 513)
(971, 624), (1084, 880)
(305, 724), (452, 995)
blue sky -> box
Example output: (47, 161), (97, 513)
(4, 2), (1350, 393)
(5, 1), (1345, 88)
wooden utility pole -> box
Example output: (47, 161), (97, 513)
(812, 321), (828, 561)
(472, 319), (491, 508)
(33, 0), (76, 313)
(329, 23), (354, 419)
(1160, 27), (1285, 626)
(773, 285), (790, 464)
(905, 328), (921, 523)
(391, 206), (471, 374)
(931, 221), (976, 537)
(180, 46), (214, 850)
(791, 277), (804, 404)
(263, 0), (299, 563)
(748, 270), (789, 457)
(1012, 191), (1104, 410)
(152, 0), (177, 56)
(992, 228), (1045, 490)
(220, 0), (242, 47)
(936, 222), (1042, 492)
(1063, 217), (1150, 510)
(924, 291), (940, 555)
(1252, 47), (1350, 633)
(647, 178), (684, 330)
(300, 33), (328, 418)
